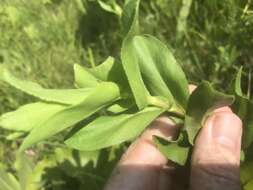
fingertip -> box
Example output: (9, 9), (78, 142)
(213, 106), (232, 113)
(120, 116), (179, 166)
(104, 116), (178, 190)
(190, 111), (242, 190)
(198, 111), (242, 154)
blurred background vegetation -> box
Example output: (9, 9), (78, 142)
(0, 0), (252, 189)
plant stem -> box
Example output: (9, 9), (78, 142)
(88, 47), (96, 68)
(147, 96), (170, 109)
(147, 96), (185, 118)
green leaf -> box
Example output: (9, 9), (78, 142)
(15, 154), (49, 190)
(74, 64), (99, 88)
(235, 67), (243, 96)
(107, 99), (135, 113)
(19, 82), (120, 152)
(0, 102), (66, 132)
(121, 37), (150, 109)
(75, 57), (129, 93)
(87, 56), (115, 81)
(88, 57), (128, 88)
(135, 35), (189, 108)
(154, 134), (190, 166)
(15, 154), (34, 190)
(231, 68), (253, 148)
(121, 35), (189, 109)
(121, 0), (140, 36)
(1, 67), (93, 105)
(98, 0), (122, 16)
(0, 170), (21, 190)
(65, 107), (164, 151)
(185, 81), (234, 144)
(6, 132), (24, 140)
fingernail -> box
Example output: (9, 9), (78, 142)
(208, 112), (242, 151)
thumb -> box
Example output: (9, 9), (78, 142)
(190, 109), (242, 190)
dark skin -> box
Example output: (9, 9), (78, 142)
(104, 86), (242, 190)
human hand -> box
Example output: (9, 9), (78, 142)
(104, 88), (242, 190)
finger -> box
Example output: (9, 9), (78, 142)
(190, 110), (242, 190)
(104, 116), (179, 190)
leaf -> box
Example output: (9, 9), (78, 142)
(134, 35), (189, 108)
(235, 67), (243, 96)
(154, 134), (190, 166)
(121, 35), (189, 109)
(121, 0), (140, 36)
(0, 102), (67, 132)
(19, 82), (120, 152)
(121, 37), (150, 109)
(87, 56), (115, 81)
(185, 81), (234, 144)
(15, 154), (50, 190)
(75, 0), (86, 13)
(0, 170), (21, 190)
(65, 107), (164, 151)
(1, 67), (93, 105)
(98, 0), (122, 16)
(107, 99), (135, 113)
(15, 154), (34, 190)
(74, 64), (99, 88)
(6, 132), (24, 140)
(75, 57), (129, 92)
(231, 68), (253, 148)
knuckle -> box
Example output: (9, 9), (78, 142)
(191, 163), (240, 190)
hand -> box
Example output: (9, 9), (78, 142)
(104, 89), (242, 190)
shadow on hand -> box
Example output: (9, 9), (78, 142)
(104, 162), (240, 190)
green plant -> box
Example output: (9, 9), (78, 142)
(0, 147), (117, 190)
(1, 0), (253, 189)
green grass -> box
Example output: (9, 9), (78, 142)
(0, 0), (253, 189)
(140, 0), (253, 90)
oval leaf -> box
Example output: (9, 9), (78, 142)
(75, 57), (129, 92)
(121, 36), (150, 109)
(154, 135), (189, 166)
(121, 0), (140, 36)
(121, 35), (189, 109)
(65, 107), (164, 151)
(185, 81), (234, 144)
(1, 67), (93, 105)
(0, 102), (67, 132)
(74, 64), (99, 88)
(98, 0), (122, 16)
(19, 82), (120, 152)
(132, 35), (189, 108)
(87, 56), (115, 81)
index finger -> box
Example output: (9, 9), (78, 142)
(104, 116), (179, 190)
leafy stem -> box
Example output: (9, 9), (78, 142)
(147, 96), (185, 118)
(147, 96), (171, 109)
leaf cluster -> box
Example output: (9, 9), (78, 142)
(1, 0), (253, 189)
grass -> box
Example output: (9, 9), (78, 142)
(0, 0), (253, 189)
